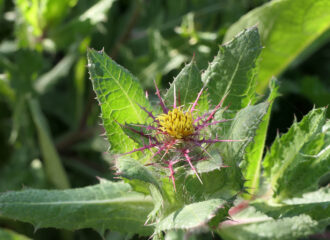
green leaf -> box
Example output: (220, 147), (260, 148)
(224, 0), (330, 93)
(218, 212), (322, 240)
(275, 127), (330, 200)
(0, 228), (31, 240)
(156, 199), (228, 233)
(0, 180), (154, 236)
(202, 26), (262, 116)
(204, 102), (268, 199)
(221, 102), (269, 166)
(121, 123), (150, 148)
(196, 28), (266, 199)
(165, 59), (207, 111)
(252, 187), (330, 222)
(243, 79), (279, 197)
(263, 107), (328, 200)
(87, 49), (152, 156)
(116, 157), (161, 193)
(147, 184), (164, 224)
(182, 154), (242, 201)
(28, 98), (70, 189)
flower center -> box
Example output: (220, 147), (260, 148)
(157, 108), (194, 139)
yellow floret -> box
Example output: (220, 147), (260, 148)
(156, 108), (194, 139)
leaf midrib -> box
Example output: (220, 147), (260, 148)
(0, 196), (153, 206)
(91, 50), (144, 123)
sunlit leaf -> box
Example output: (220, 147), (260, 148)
(242, 79), (279, 197)
(224, 0), (330, 93)
(87, 49), (152, 156)
(202, 26), (262, 116)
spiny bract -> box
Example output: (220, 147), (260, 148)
(121, 81), (237, 190)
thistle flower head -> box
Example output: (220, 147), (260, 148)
(121, 80), (237, 191)
(157, 108), (194, 139)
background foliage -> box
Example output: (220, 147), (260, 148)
(0, 0), (329, 239)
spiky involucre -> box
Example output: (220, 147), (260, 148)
(121, 81), (239, 190)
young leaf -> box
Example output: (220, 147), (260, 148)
(274, 122), (330, 200)
(243, 79), (279, 197)
(221, 102), (270, 166)
(0, 180), (154, 236)
(216, 102), (269, 183)
(155, 199), (228, 233)
(224, 0), (330, 93)
(165, 59), (207, 111)
(202, 26), (262, 117)
(209, 102), (270, 199)
(87, 49), (153, 155)
(263, 107), (328, 200)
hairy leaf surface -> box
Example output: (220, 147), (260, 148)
(87, 49), (152, 156)
(116, 157), (161, 193)
(202, 26), (262, 117)
(211, 101), (270, 197)
(156, 199), (228, 233)
(222, 102), (269, 165)
(165, 59), (207, 111)
(0, 180), (153, 236)
(263, 107), (328, 200)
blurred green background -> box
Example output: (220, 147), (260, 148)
(0, 0), (329, 239)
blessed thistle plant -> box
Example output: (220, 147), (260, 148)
(121, 82), (237, 190)
(0, 27), (329, 240)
